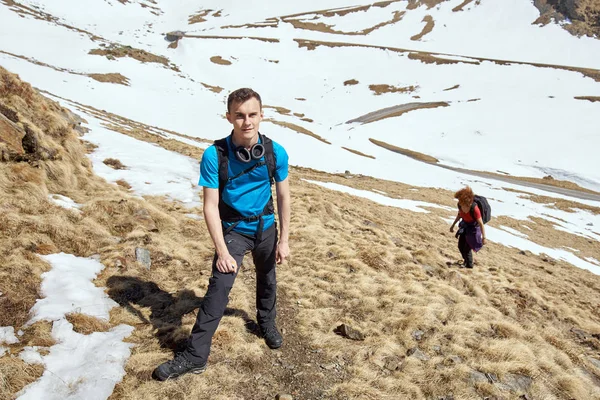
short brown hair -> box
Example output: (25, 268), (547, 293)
(454, 186), (474, 206)
(227, 88), (262, 112)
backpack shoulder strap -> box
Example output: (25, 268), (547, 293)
(470, 201), (476, 221)
(260, 134), (276, 185)
(214, 138), (229, 193)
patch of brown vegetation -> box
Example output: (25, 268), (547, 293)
(293, 38), (600, 82)
(264, 119), (331, 144)
(407, 0), (446, 9)
(533, 0), (600, 39)
(201, 83), (224, 93)
(411, 15), (435, 41)
(1, 50), (130, 85)
(103, 158), (127, 170)
(453, 0), (476, 12)
(66, 313), (112, 334)
(89, 45), (178, 71)
(301, 117), (314, 123)
(369, 84), (418, 95)
(344, 79), (359, 86)
(264, 105), (291, 115)
(188, 9), (222, 24)
(183, 34), (280, 43)
(210, 56), (232, 65)
(87, 73), (130, 86)
(224, 2), (405, 36)
(116, 179), (132, 189)
(444, 84), (460, 91)
(524, 194), (600, 215)
(575, 96), (600, 102)
(2, 0), (103, 41)
(347, 102), (450, 124)
(369, 138), (439, 163)
(341, 147), (376, 159)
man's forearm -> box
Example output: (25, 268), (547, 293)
(277, 195), (290, 243)
(204, 206), (228, 256)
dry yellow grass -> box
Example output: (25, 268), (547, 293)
(3, 66), (600, 399)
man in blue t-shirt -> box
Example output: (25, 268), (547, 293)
(154, 88), (291, 381)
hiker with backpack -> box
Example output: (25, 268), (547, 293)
(153, 88), (290, 381)
(449, 186), (489, 269)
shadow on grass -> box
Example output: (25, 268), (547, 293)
(106, 276), (260, 353)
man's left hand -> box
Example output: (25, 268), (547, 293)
(276, 241), (290, 264)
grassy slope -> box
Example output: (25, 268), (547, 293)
(1, 68), (600, 399)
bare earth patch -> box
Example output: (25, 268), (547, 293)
(575, 96), (600, 102)
(210, 56), (232, 65)
(222, 2), (406, 36)
(444, 84), (460, 91)
(346, 102), (450, 124)
(369, 84), (418, 95)
(87, 73), (130, 86)
(411, 15), (435, 41)
(264, 119), (331, 144)
(89, 45), (178, 71)
(201, 83), (224, 93)
(344, 79), (359, 86)
(452, 0), (476, 12)
(188, 9), (222, 24)
(341, 147), (376, 159)
(369, 138), (439, 163)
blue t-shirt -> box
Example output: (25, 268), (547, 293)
(199, 135), (289, 236)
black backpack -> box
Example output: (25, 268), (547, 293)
(472, 195), (491, 224)
(213, 134), (277, 239)
(458, 194), (491, 224)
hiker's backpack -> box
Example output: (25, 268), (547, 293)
(472, 195), (491, 224)
(213, 134), (277, 237)
(458, 195), (491, 224)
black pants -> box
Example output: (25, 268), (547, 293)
(185, 224), (278, 364)
(458, 233), (473, 268)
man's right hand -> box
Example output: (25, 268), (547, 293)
(216, 253), (238, 274)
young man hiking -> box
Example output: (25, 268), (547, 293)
(449, 186), (487, 269)
(153, 88), (290, 381)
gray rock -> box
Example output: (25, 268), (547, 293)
(412, 329), (425, 341)
(383, 356), (404, 371)
(333, 324), (365, 341)
(571, 327), (589, 341)
(589, 357), (600, 369)
(407, 347), (429, 361)
(469, 370), (489, 385)
(135, 247), (151, 269)
(499, 373), (533, 393)
(444, 355), (463, 365)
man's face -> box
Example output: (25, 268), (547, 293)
(226, 97), (263, 145)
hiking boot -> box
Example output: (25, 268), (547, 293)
(152, 353), (206, 381)
(260, 325), (283, 349)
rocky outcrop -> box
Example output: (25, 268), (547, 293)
(534, 0), (600, 38)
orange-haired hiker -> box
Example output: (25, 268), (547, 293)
(449, 186), (487, 268)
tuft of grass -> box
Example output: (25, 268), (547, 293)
(66, 313), (112, 334)
(103, 158), (127, 170)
